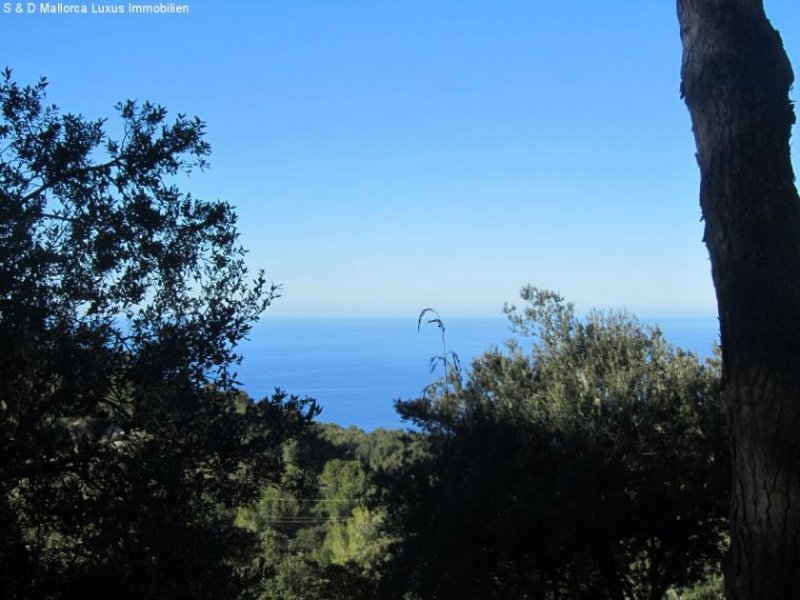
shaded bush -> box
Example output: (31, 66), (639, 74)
(383, 287), (728, 599)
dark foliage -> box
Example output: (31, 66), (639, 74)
(383, 288), (729, 599)
(0, 70), (317, 598)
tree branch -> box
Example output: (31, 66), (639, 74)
(20, 157), (123, 203)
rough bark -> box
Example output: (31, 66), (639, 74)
(677, 1), (800, 597)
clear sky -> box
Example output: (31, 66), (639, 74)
(3, 1), (799, 317)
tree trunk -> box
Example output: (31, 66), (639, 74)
(677, 1), (800, 597)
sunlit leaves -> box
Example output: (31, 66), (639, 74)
(389, 288), (727, 599)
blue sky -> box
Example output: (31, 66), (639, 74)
(4, 1), (799, 317)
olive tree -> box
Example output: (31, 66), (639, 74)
(386, 288), (727, 599)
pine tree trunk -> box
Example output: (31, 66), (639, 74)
(677, 1), (800, 597)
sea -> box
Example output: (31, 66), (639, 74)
(235, 316), (720, 431)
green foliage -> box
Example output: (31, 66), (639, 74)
(237, 423), (414, 598)
(387, 286), (728, 599)
(677, 573), (724, 599)
(235, 291), (727, 599)
(0, 70), (318, 597)
(0, 66), (730, 599)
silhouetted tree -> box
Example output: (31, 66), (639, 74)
(677, 2), (800, 597)
(0, 69), (317, 597)
(384, 288), (728, 599)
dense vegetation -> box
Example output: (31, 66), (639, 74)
(0, 71), (318, 597)
(385, 289), (728, 599)
(1, 72), (729, 598)
(234, 289), (728, 599)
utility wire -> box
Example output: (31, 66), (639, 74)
(269, 498), (364, 503)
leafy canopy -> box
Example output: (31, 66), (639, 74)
(0, 69), (317, 597)
(388, 286), (728, 599)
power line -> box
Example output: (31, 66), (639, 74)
(268, 498), (364, 503)
(263, 516), (354, 520)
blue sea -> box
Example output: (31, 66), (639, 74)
(235, 316), (720, 431)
